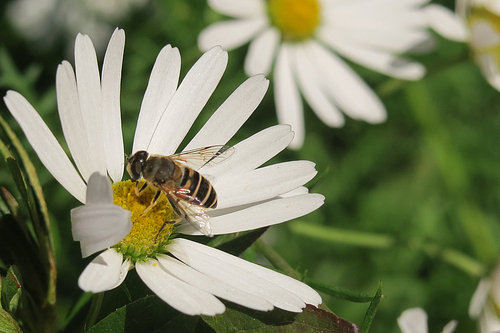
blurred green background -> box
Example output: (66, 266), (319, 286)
(1, 0), (499, 332)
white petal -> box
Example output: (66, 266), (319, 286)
(281, 186), (309, 197)
(208, 0), (266, 18)
(485, 0), (500, 16)
(306, 41), (387, 123)
(215, 161), (317, 209)
(441, 320), (457, 333)
(245, 27), (280, 76)
(480, 302), (500, 333)
(325, 1), (428, 35)
(184, 74), (269, 151)
(170, 239), (321, 311)
(319, 30), (426, 80)
(202, 124), (294, 178)
(177, 193), (325, 235)
(78, 249), (129, 293)
(56, 61), (94, 182)
(147, 47), (228, 156)
(71, 173), (132, 257)
(157, 255), (273, 311)
(85, 172), (113, 204)
(198, 18), (267, 51)
(291, 44), (345, 127)
(469, 278), (492, 318)
(71, 204), (131, 248)
(470, 21), (500, 50)
(101, 28), (125, 183)
(74, 33), (107, 176)
(423, 4), (469, 42)
(274, 44), (304, 149)
(477, 54), (500, 92)
(397, 308), (428, 333)
(132, 45), (181, 153)
(321, 24), (432, 54)
(4, 91), (86, 203)
(136, 259), (225, 316)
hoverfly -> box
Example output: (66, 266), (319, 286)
(126, 145), (234, 239)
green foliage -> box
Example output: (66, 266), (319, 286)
(0, 0), (498, 332)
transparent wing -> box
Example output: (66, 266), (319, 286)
(167, 191), (214, 237)
(168, 145), (234, 171)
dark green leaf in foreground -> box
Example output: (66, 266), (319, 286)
(0, 273), (21, 333)
(0, 307), (22, 333)
(202, 304), (359, 333)
(2, 266), (22, 314)
(87, 295), (199, 333)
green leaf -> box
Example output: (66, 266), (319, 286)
(3, 266), (22, 314)
(360, 282), (383, 333)
(202, 304), (359, 333)
(0, 115), (51, 231)
(87, 295), (199, 333)
(0, 307), (22, 333)
(0, 214), (57, 332)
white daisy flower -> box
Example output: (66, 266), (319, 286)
(7, 0), (147, 53)
(457, 0), (500, 92)
(398, 307), (458, 333)
(198, 0), (468, 148)
(3, 28), (323, 315)
(469, 263), (500, 333)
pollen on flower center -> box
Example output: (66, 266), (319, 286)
(111, 180), (177, 262)
(267, 0), (321, 41)
(468, 7), (500, 62)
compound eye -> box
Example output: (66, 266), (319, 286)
(126, 151), (149, 180)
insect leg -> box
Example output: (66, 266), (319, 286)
(154, 215), (182, 243)
(138, 189), (162, 218)
(134, 181), (149, 196)
(154, 193), (184, 243)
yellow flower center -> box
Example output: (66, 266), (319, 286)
(267, 0), (321, 41)
(111, 180), (177, 262)
(468, 6), (500, 64)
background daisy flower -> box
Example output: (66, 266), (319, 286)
(398, 308), (458, 333)
(457, 0), (500, 92)
(469, 262), (500, 333)
(4, 28), (324, 316)
(6, 0), (147, 53)
(198, 0), (468, 148)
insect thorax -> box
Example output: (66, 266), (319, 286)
(142, 157), (177, 185)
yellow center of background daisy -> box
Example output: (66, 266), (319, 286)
(111, 180), (177, 262)
(268, 0), (321, 41)
(469, 7), (500, 64)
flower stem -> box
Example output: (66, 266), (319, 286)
(290, 221), (395, 248)
(253, 238), (302, 280)
(420, 242), (486, 277)
(84, 293), (104, 332)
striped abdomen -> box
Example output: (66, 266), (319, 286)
(177, 167), (217, 208)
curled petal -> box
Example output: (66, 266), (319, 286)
(78, 249), (130, 293)
(71, 173), (132, 257)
